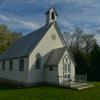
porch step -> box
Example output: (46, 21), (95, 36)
(70, 82), (87, 87)
(71, 83), (94, 90)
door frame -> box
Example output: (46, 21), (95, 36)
(63, 55), (71, 82)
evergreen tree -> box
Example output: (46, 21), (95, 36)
(90, 43), (100, 81)
(73, 49), (88, 75)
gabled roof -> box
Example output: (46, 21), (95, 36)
(0, 22), (66, 61)
(45, 47), (66, 66)
(0, 20), (76, 66)
(0, 23), (52, 61)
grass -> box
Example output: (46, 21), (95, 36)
(0, 82), (100, 100)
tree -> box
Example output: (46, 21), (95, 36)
(81, 34), (96, 56)
(90, 43), (100, 81)
(72, 28), (83, 54)
(63, 32), (72, 48)
(0, 25), (22, 54)
(64, 27), (84, 52)
(74, 49), (88, 75)
(64, 27), (97, 78)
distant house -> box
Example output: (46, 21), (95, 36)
(0, 8), (76, 87)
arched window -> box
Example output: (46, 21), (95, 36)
(36, 53), (41, 69)
(51, 12), (55, 20)
(63, 55), (71, 73)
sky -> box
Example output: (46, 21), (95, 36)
(0, 0), (100, 43)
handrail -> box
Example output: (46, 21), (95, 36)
(58, 74), (87, 84)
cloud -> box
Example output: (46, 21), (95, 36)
(0, 0), (44, 5)
(0, 15), (10, 21)
(63, 0), (98, 5)
(0, 14), (40, 30)
(58, 17), (74, 31)
(0, 0), (100, 36)
(12, 19), (40, 30)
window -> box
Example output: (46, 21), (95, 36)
(49, 66), (53, 71)
(19, 59), (24, 71)
(64, 64), (70, 73)
(51, 12), (55, 20)
(2, 61), (5, 71)
(64, 64), (67, 72)
(68, 64), (70, 72)
(36, 53), (41, 69)
(9, 60), (13, 71)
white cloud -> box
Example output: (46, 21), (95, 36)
(59, 18), (74, 31)
(27, 0), (37, 4)
(63, 0), (95, 4)
(0, 14), (40, 30)
(13, 19), (40, 29)
(0, 15), (10, 21)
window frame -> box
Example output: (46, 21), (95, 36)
(19, 58), (24, 71)
(64, 64), (67, 72)
(36, 53), (41, 69)
(2, 61), (5, 71)
(9, 60), (13, 71)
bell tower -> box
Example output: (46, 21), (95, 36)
(45, 8), (58, 25)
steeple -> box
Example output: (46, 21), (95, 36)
(45, 8), (58, 25)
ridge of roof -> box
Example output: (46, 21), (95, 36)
(54, 22), (66, 46)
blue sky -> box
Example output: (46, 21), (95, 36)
(0, 0), (100, 42)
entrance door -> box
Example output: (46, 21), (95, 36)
(64, 63), (70, 81)
(63, 56), (71, 81)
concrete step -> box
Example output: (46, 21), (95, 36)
(70, 82), (87, 87)
(71, 84), (94, 90)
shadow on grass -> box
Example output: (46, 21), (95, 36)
(0, 82), (96, 91)
(0, 84), (70, 91)
(0, 84), (19, 90)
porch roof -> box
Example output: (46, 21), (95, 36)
(45, 47), (66, 66)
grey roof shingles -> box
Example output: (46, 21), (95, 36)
(0, 23), (52, 60)
(45, 47), (66, 66)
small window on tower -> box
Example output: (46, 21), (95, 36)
(51, 12), (55, 20)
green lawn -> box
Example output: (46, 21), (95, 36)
(0, 82), (100, 100)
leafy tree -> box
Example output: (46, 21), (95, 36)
(0, 25), (22, 54)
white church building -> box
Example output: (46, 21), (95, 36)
(0, 8), (76, 87)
